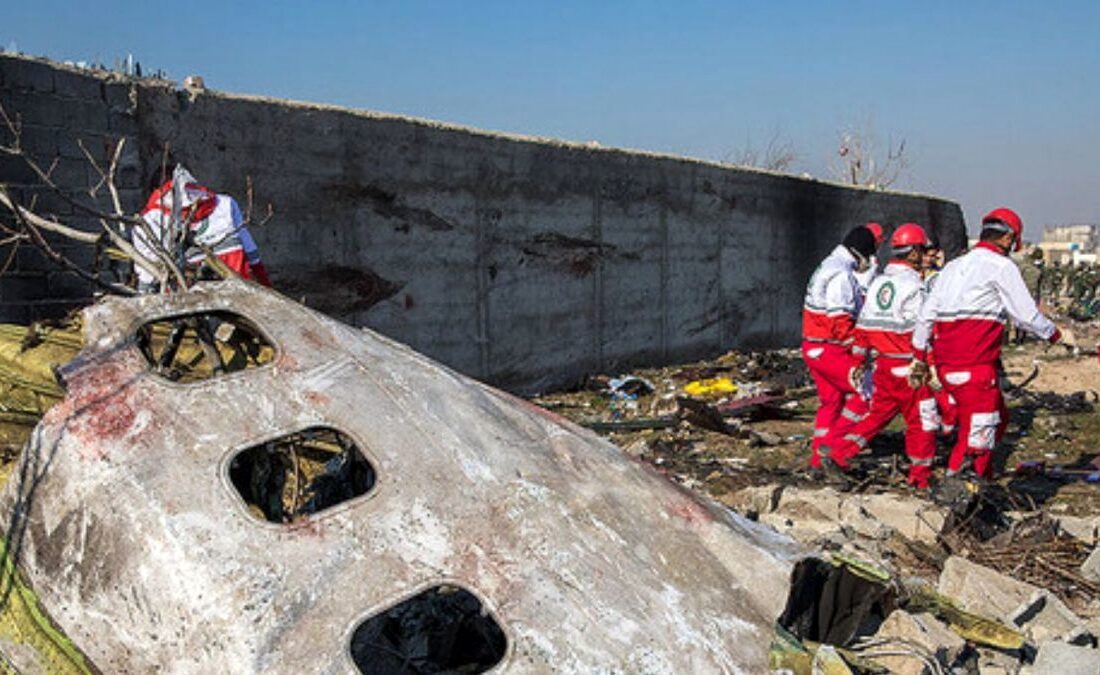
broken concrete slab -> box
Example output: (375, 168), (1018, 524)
(976, 648), (1023, 675)
(1082, 545), (1100, 582)
(759, 486), (856, 542)
(1031, 640), (1100, 675)
(1009, 589), (1091, 644)
(0, 280), (814, 672)
(748, 429), (783, 446)
(723, 483), (782, 516)
(841, 493), (947, 545)
(1053, 514), (1100, 544)
(871, 609), (965, 675)
(744, 485), (949, 547)
(939, 555), (1042, 622)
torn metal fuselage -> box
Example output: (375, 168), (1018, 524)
(0, 280), (808, 673)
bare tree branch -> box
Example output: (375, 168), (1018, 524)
(0, 188), (100, 243)
(5, 190), (135, 296)
(0, 99), (271, 302)
(831, 118), (910, 189)
(729, 129), (798, 172)
(0, 101), (185, 290)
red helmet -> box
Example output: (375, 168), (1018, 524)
(982, 207), (1023, 252)
(890, 223), (930, 254)
(865, 222), (885, 247)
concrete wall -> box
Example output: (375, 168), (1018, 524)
(0, 54), (967, 392)
(0, 55), (144, 323)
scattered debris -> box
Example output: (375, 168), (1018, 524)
(938, 555), (1042, 622)
(1008, 589), (1095, 645)
(869, 609), (965, 675)
(1083, 546), (1100, 582)
(607, 375), (654, 397)
(682, 376), (737, 398)
(1031, 640), (1100, 675)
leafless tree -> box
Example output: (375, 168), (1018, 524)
(0, 101), (272, 297)
(728, 129), (798, 173)
(0, 102), (181, 294)
(830, 118), (910, 189)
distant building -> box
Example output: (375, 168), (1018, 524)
(1038, 224), (1099, 265)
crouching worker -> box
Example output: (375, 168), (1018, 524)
(137, 165), (272, 291)
(801, 225), (878, 471)
(821, 224), (938, 487)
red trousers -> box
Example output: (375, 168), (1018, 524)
(802, 341), (869, 468)
(217, 250), (272, 287)
(934, 389), (958, 434)
(937, 363), (1008, 478)
(828, 359), (938, 487)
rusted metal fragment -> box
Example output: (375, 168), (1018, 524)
(0, 279), (807, 672)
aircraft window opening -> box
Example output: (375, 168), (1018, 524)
(137, 311), (275, 383)
(350, 585), (507, 675)
(228, 427), (376, 523)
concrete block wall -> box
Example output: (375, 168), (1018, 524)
(1, 53), (966, 392)
(0, 55), (143, 322)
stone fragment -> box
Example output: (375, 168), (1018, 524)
(1008, 590), (1089, 644)
(724, 484), (782, 516)
(776, 487), (844, 517)
(621, 437), (648, 457)
(1082, 545), (1100, 583)
(843, 493), (947, 544)
(1031, 640), (1100, 675)
(749, 429), (783, 446)
(976, 647), (1023, 675)
(835, 498), (890, 540)
(1053, 515), (1099, 544)
(871, 609), (965, 675)
(938, 556), (1041, 622)
(811, 644), (853, 675)
(760, 487), (849, 542)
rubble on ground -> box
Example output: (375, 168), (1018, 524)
(533, 330), (1100, 672)
(870, 609), (966, 675)
(1031, 640), (1100, 675)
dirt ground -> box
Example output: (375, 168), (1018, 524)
(531, 336), (1100, 517)
(530, 329), (1100, 627)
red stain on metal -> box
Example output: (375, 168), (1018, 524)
(668, 495), (714, 527)
(299, 327), (329, 349)
(48, 358), (141, 453)
(287, 518), (326, 539)
(77, 397), (137, 444)
(304, 390), (330, 406)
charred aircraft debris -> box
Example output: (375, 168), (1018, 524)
(0, 280), (816, 673)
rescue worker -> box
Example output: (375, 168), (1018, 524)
(820, 224), (937, 487)
(921, 236), (958, 437)
(136, 166), (272, 291)
(802, 225), (878, 470)
(911, 208), (1064, 480)
(854, 222), (885, 293)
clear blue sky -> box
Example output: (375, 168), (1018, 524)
(7, 1), (1099, 237)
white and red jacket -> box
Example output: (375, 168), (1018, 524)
(913, 242), (1058, 367)
(137, 179), (270, 287)
(853, 261), (925, 363)
(803, 246), (863, 345)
